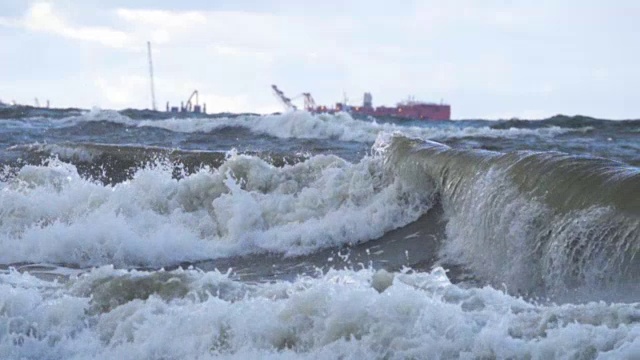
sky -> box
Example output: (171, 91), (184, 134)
(0, 0), (638, 119)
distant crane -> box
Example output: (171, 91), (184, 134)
(302, 93), (316, 112)
(271, 85), (298, 111)
(166, 89), (205, 113)
(183, 90), (200, 112)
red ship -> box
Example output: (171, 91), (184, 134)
(272, 85), (451, 121)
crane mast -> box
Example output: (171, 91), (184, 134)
(147, 41), (157, 111)
(302, 93), (316, 112)
(271, 85), (297, 111)
(184, 90), (199, 111)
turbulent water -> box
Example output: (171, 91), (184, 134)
(0, 106), (639, 359)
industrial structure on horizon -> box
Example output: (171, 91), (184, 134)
(145, 41), (446, 118)
(271, 85), (451, 121)
(166, 90), (206, 114)
(147, 42), (206, 114)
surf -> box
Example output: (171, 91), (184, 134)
(383, 134), (640, 298)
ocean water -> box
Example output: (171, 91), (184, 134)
(0, 107), (638, 359)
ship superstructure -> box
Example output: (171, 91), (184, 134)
(271, 85), (451, 120)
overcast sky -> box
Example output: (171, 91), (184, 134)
(0, 1), (638, 119)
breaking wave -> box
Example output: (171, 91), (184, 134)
(7, 143), (307, 184)
(383, 134), (640, 297)
(55, 109), (583, 143)
(2, 133), (638, 298)
(0, 149), (433, 268)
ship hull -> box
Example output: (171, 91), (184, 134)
(310, 104), (451, 121)
(352, 104), (451, 121)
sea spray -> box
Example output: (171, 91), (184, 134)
(0, 149), (434, 267)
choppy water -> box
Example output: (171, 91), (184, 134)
(1, 106), (639, 359)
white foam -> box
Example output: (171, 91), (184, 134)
(136, 111), (578, 143)
(0, 151), (432, 267)
(56, 108), (136, 127)
(0, 266), (637, 358)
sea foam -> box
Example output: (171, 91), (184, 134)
(0, 266), (637, 359)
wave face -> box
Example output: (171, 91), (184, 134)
(384, 135), (640, 297)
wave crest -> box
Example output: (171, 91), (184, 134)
(385, 135), (640, 296)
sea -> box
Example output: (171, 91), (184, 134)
(0, 106), (638, 359)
